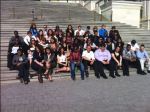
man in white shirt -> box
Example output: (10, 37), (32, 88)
(82, 45), (95, 77)
(23, 31), (32, 55)
(74, 25), (85, 36)
(136, 44), (150, 74)
(24, 31), (32, 46)
(128, 40), (139, 51)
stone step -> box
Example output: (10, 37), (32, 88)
(0, 68), (138, 81)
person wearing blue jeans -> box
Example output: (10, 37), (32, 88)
(70, 46), (85, 80)
(70, 61), (84, 80)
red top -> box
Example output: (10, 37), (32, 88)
(70, 51), (81, 62)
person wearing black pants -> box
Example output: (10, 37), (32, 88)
(12, 49), (30, 84)
(111, 46), (122, 77)
(82, 45), (95, 77)
(94, 43), (115, 79)
(122, 44), (143, 76)
(31, 45), (45, 83)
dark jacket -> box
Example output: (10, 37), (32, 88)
(44, 53), (57, 68)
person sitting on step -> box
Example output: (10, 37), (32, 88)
(12, 49), (30, 84)
(136, 44), (150, 74)
(122, 44), (143, 76)
(82, 45), (95, 78)
(94, 42), (115, 79)
(111, 46), (122, 77)
(55, 47), (70, 73)
(43, 47), (57, 82)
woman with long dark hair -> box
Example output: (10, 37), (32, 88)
(55, 47), (70, 73)
(44, 47), (57, 82)
(31, 45), (45, 83)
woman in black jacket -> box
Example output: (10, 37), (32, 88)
(44, 47), (57, 82)
(31, 45), (45, 83)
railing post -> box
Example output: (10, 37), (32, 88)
(93, 11), (96, 21)
(68, 3), (71, 20)
(32, 8), (35, 21)
(40, 8), (43, 20)
(12, 7), (15, 19)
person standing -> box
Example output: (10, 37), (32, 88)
(70, 46), (84, 80)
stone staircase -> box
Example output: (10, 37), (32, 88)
(1, 1), (150, 82)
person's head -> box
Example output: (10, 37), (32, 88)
(50, 37), (56, 43)
(35, 45), (43, 53)
(43, 25), (47, 30)
(87, 26), (90, 30)
(17, 49), (23, 56)
(27, 31), (32, 37)
(131, 40), (136, 46)
(78, 25), (81, 31)
(73, 46), (79, 53)
(59, 47), (65, 55)
(94, 31), (98, 36)
(30, 23), (36, 29)
(140, 44), (145, 52)
(126, 44), (131, 51)
(68, 24), (73, 30)
(98, 37), (103, 43)
(14, 31), (19, 37)
(45, 47), (52, 54)
(31, 38), (36, 45)
(86, 45), (92, 53)
(39, 29), (44, 36)
(111, 26), (116, 30)
(87, 38), (91, 44)
(106, 38), (111, 43)
(101, 24), (106, 28)
(115, 46), (121, 53)
(47, 29), (54, 36)
(99, 42), (106, 52)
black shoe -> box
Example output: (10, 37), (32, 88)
(101, 74), (108, 79)
(95, 74), (100, 79)
(141, 71), (147, 75)
(38, 75), (43, 83)
(85, 71), (89, 78)
(147, 70), (150, 73)
(137, 71), (143, 74)
(123, 74), (129, 76)
(30, 74), (33, 79)
(27, 78), (30, 82)
(81, 78), (84, 80)
(109, 74), (116, 78)
(115, 73), (121, 77)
